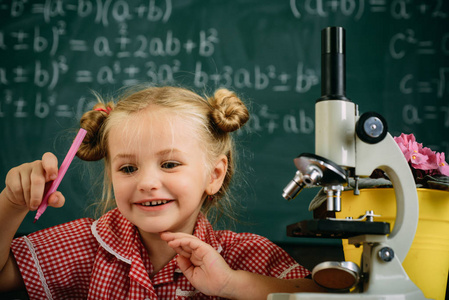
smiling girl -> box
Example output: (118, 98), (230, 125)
(0, 86), (324, 298)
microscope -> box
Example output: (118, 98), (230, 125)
(269, 27), (427, 299)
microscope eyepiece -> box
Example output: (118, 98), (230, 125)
(318, 26), (350, 102)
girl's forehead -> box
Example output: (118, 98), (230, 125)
(113, 106), (177, 131)
(108, 108), (200, 154)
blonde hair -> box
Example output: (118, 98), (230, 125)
(77, 86), (249, 223)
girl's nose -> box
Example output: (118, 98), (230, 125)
(137, 170), (162, 192)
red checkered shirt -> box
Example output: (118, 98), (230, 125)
(11, 208), (310, 299)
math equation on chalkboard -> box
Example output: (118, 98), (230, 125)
(0, 0), (448, 148)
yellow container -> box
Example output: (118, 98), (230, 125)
(336, 188), (449, 300)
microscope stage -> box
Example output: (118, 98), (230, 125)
(287, 219), (390, 239)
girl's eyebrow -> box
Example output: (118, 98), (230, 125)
(112, 149), (184, 162)
(156, 149), (183, 156)
(112, 153), (136, 162)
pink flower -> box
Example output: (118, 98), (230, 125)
(394, 133), (449, 179)
(394, 133), (416, 144)
(436, 152), (449, 176)
(412, 147), (438, 171)
(394, 133), (416, 155)
(404, 138), (424, 163)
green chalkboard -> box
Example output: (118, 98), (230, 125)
(1, 1), (448, 244)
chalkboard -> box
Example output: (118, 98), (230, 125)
(1, 0), (448, 244)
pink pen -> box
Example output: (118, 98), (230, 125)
(34, 128), (87, 223)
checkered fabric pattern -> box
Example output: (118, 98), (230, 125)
(11, 209), (309, 299)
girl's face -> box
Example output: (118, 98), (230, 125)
(108, 107), (226, 236)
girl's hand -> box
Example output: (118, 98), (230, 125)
(161, 232), (327, 299)
(160, 231), (234, 297)
(3, 152), (65, 211)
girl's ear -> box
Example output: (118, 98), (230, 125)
(207, 154), (228, 195)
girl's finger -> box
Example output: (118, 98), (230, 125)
(41, 152), (59, 181)
(172, 246), (193, 258)
(161, 231), (200, 241)
(47, 191), (65, 208)
(28, 163), (47, 210)
(176, 255), (194, 276)
(5, 167), (27, 205)
(168, 238), (199, 252)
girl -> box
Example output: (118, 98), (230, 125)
(0, 86), (324, 299)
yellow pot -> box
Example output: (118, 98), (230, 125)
(336, 188), (449, 300)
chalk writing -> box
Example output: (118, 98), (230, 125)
(193, 62), (318, 93)
(4, 0), (173, 25)
(290, 0), (447, 20)
(1, 89), (97, 120)
(0, 0), (447, 138)
(402, 104), (449, 128)
(389, 29), (449, 59)
(0, 87), (317, 135)
(399, 68), (449, 99)
(239, 105), (315, 135)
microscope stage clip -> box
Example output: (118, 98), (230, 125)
(327, 210), (381, 222)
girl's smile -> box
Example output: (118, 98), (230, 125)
(134, 199), (175, 211)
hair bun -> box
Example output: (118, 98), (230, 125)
(77, 102), (114, 161)
(210, 89), (249, 133)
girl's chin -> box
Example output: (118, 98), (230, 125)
(135, 221), (172, 234)
(137, 226), (166, 235)
(132, 215), (178, 233)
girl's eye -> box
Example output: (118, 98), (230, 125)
(119, 165), (137, 174)
(161, 161), (180, 169)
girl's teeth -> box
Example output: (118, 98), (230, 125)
(141, 200), (168, 206)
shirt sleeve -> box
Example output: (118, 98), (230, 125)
(10, 218), (97, 299)
(220, 232), (310, 279)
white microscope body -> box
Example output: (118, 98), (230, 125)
(269, 27), (427, 300)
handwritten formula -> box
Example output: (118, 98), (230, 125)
(0, 0), (447, 149)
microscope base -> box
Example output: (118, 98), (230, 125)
(268, 236), (428, 300)
(268, 290), (427, 300)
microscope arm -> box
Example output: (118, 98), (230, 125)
(355, 133), (419, 262)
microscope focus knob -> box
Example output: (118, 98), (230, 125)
(312, 261), (360, 291)
(356, 112), (388, 144)
(378, 247), (395, 262)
